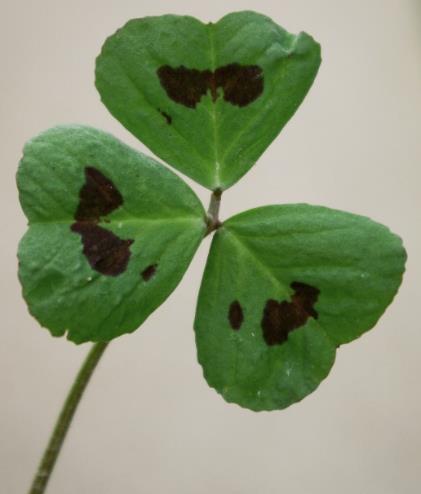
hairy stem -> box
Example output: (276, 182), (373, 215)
(206, 189), (222, 235)
(28, 341), (109, 494)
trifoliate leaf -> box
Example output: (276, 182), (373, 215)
(194, 205), (406, 410)
(17, 125), (206, 343)
(95, 11), (320, 190)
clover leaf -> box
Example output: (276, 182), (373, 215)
(17, 125), (205, 343)
(17, 12), (406, 418)
(95, 11), (320, 190)
(194, 204), (406, 410)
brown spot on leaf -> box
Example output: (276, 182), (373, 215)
(158, 108), (172, 124)
(157, 63), (263, 108)
(228, 300), (244, 330)
(141, 263), (157, 281)
(71, 222), (133, 276)
(71, 167), (133, 276)
(157, 66), (212, 108)
(215, 64), (264, 107)
(261, 282), (320, 346)
(75, 167), (123, 222)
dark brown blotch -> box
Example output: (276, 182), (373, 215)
(71, 167), (133, 276)
(141, 263), (158, 281)
(261, 282), (320, 346)
(75, 167), (123, 222)
(157, 63), (263, 108)
(71, 222), (133, 276)
(214, 64), (263, 107)
(228, 300), (244, 330)
(158, 108), (172, 124)
(157, 65), (212, 109)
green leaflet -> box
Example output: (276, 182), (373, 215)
(194, 205), (406, 411)
(95, 11), (320, 190)
(17, 126), (206, 343)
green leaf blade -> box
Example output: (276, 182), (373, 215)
(95, 11), (321, 190)
(194, 204), (406, 411)
(18, 125), (206, 343)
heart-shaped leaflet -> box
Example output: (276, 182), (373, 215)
(194, 205), (406, 410)
(17, 126), (206, 343)
(95, 11), (320, 190)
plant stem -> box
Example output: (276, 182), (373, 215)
(28, 341), (109, 494)
(206, 189), (222, 235)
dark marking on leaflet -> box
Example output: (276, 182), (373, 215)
(215, 64), (264, 107)
(71, 166), (133, 276)
(261, 282), (320, 346)
(158, 108), (172, 124)
(71, 223), (133, 276)
(75, 167), (123, 222)
(228, 300), (244, 330)
(157, 63), (263, 108)
(141, 264), (158, 281)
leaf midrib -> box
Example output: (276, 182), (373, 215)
(223, 227), (289, 298)
(207, 22), (221, 189)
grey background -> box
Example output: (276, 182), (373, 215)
(1, 0), (420, 493)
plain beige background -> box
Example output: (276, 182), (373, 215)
(1, 0), (420, 493)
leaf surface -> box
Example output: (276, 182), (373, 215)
(18, 126), (206, 343)
(95, 11), (320, 190)
(194, 204), (406, 410)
